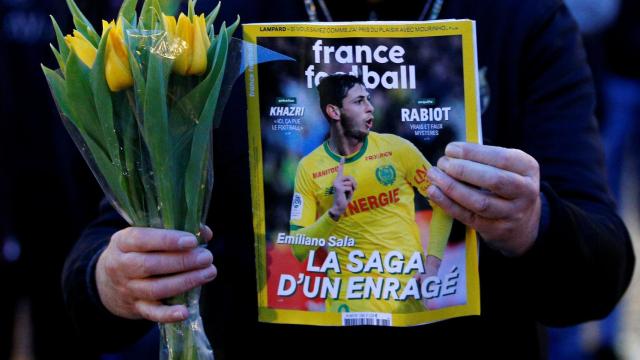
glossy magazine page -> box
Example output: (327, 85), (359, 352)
(244, 20), (481, 326)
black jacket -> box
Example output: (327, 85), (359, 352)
(63, 0), (635, 358)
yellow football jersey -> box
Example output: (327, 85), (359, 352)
(289, 132), (445, 313)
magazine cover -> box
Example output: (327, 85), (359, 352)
(244, 20), (481, 327)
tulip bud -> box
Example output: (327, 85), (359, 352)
(102, 18), (133, 92)
(189, 14), (207, 75)
(163, 13), (210, 76)
(163, 14), (177, 37)
(198, 15), (211, 50)
(64, 30), (97, 68)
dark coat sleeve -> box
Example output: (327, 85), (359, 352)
(62, 198), (154, 352)
(510, 0), (634, 326)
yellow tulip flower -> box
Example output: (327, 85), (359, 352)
(163, 13), (210, 76)
(163, 14), (177, 36)
(64, 30), (97, 68)
(102, 18), (133, 92)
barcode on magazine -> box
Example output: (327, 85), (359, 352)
(342, 312), (392, 326)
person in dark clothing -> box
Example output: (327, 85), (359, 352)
(62, 0), (635, 359)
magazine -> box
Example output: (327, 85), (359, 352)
(243, 20), (481, 327)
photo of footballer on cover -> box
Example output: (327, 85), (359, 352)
(244, 21), (481, 327)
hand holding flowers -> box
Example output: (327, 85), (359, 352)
(43, 0), (239, 359)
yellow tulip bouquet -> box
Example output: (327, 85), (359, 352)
(42, 0), (241, 358)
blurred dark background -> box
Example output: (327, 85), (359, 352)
(0, 0), (638, 359)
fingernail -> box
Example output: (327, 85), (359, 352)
(201, 266), (216, 281)
(178, 236), (197, 249)
(196, 249), (212, 266)
(445, 143), (462, 157)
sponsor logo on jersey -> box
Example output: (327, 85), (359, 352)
(365, 151), (392, 161)
(343, 188), (400, 217)
(413, 164), (428, 185)
(313, 165), (339, 179)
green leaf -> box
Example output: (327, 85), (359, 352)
(204, 18), (230, 74)
(119, 18), (147, 129)
(84, 133), (139, 223)
(227, 15), (240, 38)
(49, 44), (66, 73)
(126, 45), (146, 124)
(139, 0), (155, 29)
(123, 90), (160, 226)
(42, 65), (71, 120)
(201, 24), (229, 128)
(139, 0), (162, 30)
(185, 146), (212, 238)
(205, 25), (218, 73)
(150, 0), (163, 30)
(91, 33), (131, 218)
(167, 77), (198, 233)
(183, 24), (229, 233)
(114, 91), (151, 225)
(118, 0), (138, 25)
(120, 17), (135, 35)
(158, 0), (181, 15)
(143, 52), (177, 228)
(90, 27), (122, 171)
(50, 16), (69, 60)
(205, 2), (221, 30)
(65, 47), (106, 156)
(66, 0), (100, 46)
(45, 64), (139, 224)
(187, 0), (196, 20)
